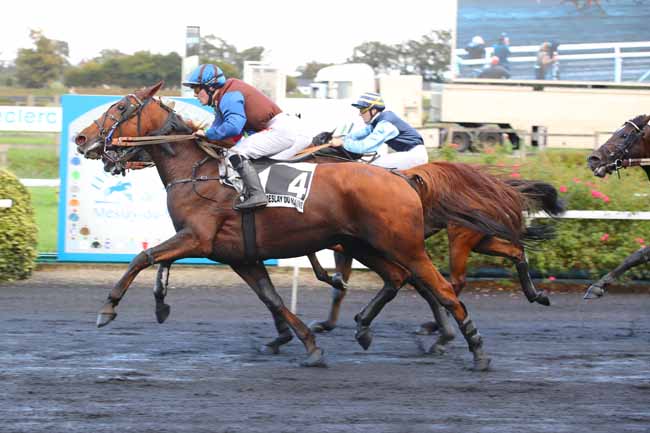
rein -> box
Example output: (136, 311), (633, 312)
(111, 135), (196, 147)
(606, 158), (650, 171)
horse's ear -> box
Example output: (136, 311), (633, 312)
(144, 80), (165, 99)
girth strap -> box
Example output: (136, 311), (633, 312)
(241, 211), (258, 264)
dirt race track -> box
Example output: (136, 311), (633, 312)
(1, 264), (649, 433)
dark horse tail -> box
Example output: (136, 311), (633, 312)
(404, 162), (563, 246)
(504, 178), (566, 243)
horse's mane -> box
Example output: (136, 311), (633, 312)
(405, 162), (526, 245)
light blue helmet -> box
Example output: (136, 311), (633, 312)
(182, 64), (226, 88)
(351, 92), (385, 112)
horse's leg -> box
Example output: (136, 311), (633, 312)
(230, 262), (325, 367)
(341, 246), (456, 353)
(308, 250), (352, 332)
(153, 262), (172, 323)
(96, 231), (201, 327)
(414, 264), (490, 370)
(232, 263), (293, 355)
(416, 226), (477, 335)
(387, 247), (490, 371)
(472, 236), (550, 306)
(585, 246), (650, 299)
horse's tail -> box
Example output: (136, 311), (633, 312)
(504, 179), (566, 216)
(504, 179), (565, 245)
(404, 162), (527, 246)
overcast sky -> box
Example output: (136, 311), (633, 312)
(1, 0), (456, 73)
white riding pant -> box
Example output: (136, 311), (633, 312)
(371, 144), (429, 170)
(229, 113), (311, 160)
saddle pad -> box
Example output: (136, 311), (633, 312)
(258, 162), (317, 213)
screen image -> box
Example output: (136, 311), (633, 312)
(454, 0), (650, 82)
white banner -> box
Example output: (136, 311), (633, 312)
(0, 106), (61, 132)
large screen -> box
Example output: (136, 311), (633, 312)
(454, 0), (650, 82)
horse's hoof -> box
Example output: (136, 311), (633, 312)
(472, 357), (491, 372)
(260, 344), (280, 355)
(584, 285), (605, 300)
(427, 343), (447, 355)
(309, 320), (335, 333)
(331, 273), (348, 291)
(415, 321), (439, 335)
(96, 312), (117, 328)
(534, 292), (551, 306)
(300, 348), (326, 367)
(355, 327), (373, 350)
(155, 304), (171, 324)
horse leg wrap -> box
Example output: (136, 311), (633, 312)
(460, 317), (483, 352)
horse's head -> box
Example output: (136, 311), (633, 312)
(587, 114), (650, 177)
(75, 81), (191, 175)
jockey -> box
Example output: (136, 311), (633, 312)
(182, 64), (309, 210)
(327, 92), (429, 300)
(330, 92), (428, 170)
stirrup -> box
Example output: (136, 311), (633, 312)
(234, 193), (267, 211)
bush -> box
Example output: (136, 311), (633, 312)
(0, 169), (38, 282)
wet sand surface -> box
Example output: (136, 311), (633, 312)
(1, 265), (649, 433)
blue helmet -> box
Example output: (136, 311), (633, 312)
(351, 92), (385, 112)
(182, 64), (226, 88)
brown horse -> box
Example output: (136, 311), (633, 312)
(301, 147), (562, 334)
(585, 114), (650, 298)
(74, 81), (528, 370)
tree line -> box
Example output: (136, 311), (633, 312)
(1, 29), (451, 90)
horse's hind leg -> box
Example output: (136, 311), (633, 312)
(417, 226), (478, 335)
(472, 236), (550, 306)
(307, 251), (351, 333)
(153, 262), (172, 323)
(585, 246), (650, 299)
(230, 262), (324, 367)
(402, 252), (491, 371)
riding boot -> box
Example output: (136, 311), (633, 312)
(229, 155), (268, 211)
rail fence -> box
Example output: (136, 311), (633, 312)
(456, 41), (650, 82)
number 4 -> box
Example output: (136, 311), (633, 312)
(288, 172), (308, 198)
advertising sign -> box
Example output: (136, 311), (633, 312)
(0, 106), (61, 132)
(57, 94), (231, 263)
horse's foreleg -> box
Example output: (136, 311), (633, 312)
(472, 236), (550, 306)
(153, 262), (172, 323)
(411, 285), (456, 354)
(308, 250), (352, 332)
(340, 247), (412, 350)
(97, 231), (200, 328)
(585, 246), (650, 299)
(230, 262), (324, 367)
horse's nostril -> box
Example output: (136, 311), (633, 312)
(75, 135), (86, 146)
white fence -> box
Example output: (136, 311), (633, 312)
(456, 41), (650, 82)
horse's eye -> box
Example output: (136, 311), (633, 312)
(117, 104), (126, 111)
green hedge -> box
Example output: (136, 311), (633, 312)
(426, 149), (650, 279)
(0, 169), (38, 282)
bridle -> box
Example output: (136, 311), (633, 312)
(604, 119), (648, 175)
(94, 93), (149, 149)
(95, 95), (198, 175)
(93, 94), (153, 174)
